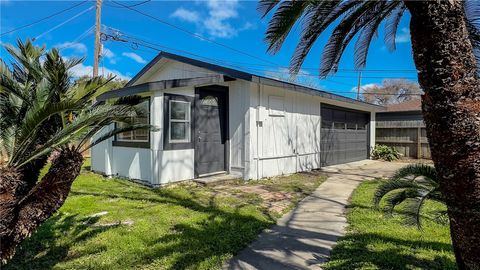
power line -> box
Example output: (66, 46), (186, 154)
(58, 25), (94, 51)
(101, 30), (412, 80)
(104, 0), (151, 8)
(32, 6), (95, 41)
(110, 0), (280, 66)
(101, 31), (420, 93)
(0, 0), (89, 37)
(111, 38), (422, 96)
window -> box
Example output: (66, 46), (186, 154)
(169, 100), (191, 143)
(116, 99), (149, 142)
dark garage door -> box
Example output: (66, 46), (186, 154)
(320, 105), (369, 166)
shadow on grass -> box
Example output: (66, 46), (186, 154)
(323, 232), (456, 270)
(4, 214), (110, 270)
(5, 186), (276, 270)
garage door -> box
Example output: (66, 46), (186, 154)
(320, 105), (369, 166)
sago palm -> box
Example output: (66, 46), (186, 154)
(260, 1), (480, 268)
(373, 164), (444, 228)
(0, 39), (151, 263)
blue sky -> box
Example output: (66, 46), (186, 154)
(0, 0), (418, 99)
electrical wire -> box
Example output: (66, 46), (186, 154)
(101, 31), (422, 96)
(105, 4), (417, 74)
(110, 0), (280, 66)
(32, 6), (95, 41)
(105, 0), (151, 8)
(58, 25), (94, 51)
(0, 0), (89, 37)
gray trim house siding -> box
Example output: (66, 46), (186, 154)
(97, 75), (226, 102)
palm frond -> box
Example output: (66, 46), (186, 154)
(289, 0), (357, 74)
(14, 104), (139, 167)
(257, 0), (281, 18)
(373, 178), (422, 208)
(320, 1), (384, 77)
(113, 95), (144, 106)
(384, 3), (407, 52)
(391, 164), (437, 183)
(265, 0), (312, 54)
(354, 1), (400, 69)
(86, 123), (155, 151)
(382, 188), (421, 215)
(402, 190), (430, 228)
(9, 100), (83, 164)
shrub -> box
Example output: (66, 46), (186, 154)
(371, 144), (400, 161)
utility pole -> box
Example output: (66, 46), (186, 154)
(93, 0), (102, 77)
(356, 71), (362, 100)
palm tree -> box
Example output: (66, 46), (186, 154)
(373, 164), (444, 228)
(0, 40), (151, 263)
(260, 1), (479, 268)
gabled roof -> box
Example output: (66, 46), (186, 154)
(122, 51), (383, 110)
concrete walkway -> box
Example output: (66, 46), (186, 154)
(225, 160), (406, 270)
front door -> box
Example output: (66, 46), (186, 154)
(194, 86), (228, 177)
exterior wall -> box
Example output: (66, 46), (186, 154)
(91, 124), (114, 175)
(90, 61), (248, 184)
(245, 82), (377, 180)
(154, 86), (196, 184)
(111, 147), (152, 181)
(228, 80), (250, 176)
(246, 83), (322, 179)
(136, 60), (217, 84)
(91, 58), (379, 184)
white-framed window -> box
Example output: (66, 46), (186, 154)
(116, 99), (149, 142)
(169, 100), (191, 143)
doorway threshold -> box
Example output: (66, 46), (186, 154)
(193, 172), (240, 186)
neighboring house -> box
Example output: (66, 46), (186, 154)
(376, 100), (431, 159)
(91, 52), (383, 186)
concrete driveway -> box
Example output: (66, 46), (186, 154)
(225, 160), (406, 270)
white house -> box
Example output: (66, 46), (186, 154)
(91, 52), (382, 186)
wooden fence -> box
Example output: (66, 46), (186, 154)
(376, 112), (431, 159)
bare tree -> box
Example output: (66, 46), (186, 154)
(361, 79), (422, 105)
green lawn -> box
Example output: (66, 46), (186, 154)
(6, 161), (325, 270)
(323, 180), (456, 270)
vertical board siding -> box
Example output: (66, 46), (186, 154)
(375, 112), (431, 159)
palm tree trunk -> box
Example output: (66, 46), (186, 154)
(0, 147), (83, 265)
(405, 1), (480, 269)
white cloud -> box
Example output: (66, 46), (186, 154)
(203, 0), (238, 38)
(396, 27), (410, 43)
(351, 83), (379, 92)
(122, 52), (147, 64)
(70, 63), (130, 80)
(56, 42), (88, 54)
(170, 7), (200, 23)
(170, 0), (253, 39)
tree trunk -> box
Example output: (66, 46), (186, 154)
(405, 1), (480, 269)
(0, 147), (83, 265)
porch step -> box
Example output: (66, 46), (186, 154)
(193, 173), (240, 186)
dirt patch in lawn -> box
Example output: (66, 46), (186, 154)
(210, 171), (326, 214)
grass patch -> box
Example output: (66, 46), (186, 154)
(6, 161), (325, 270)
(323, 180), (455, 270)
